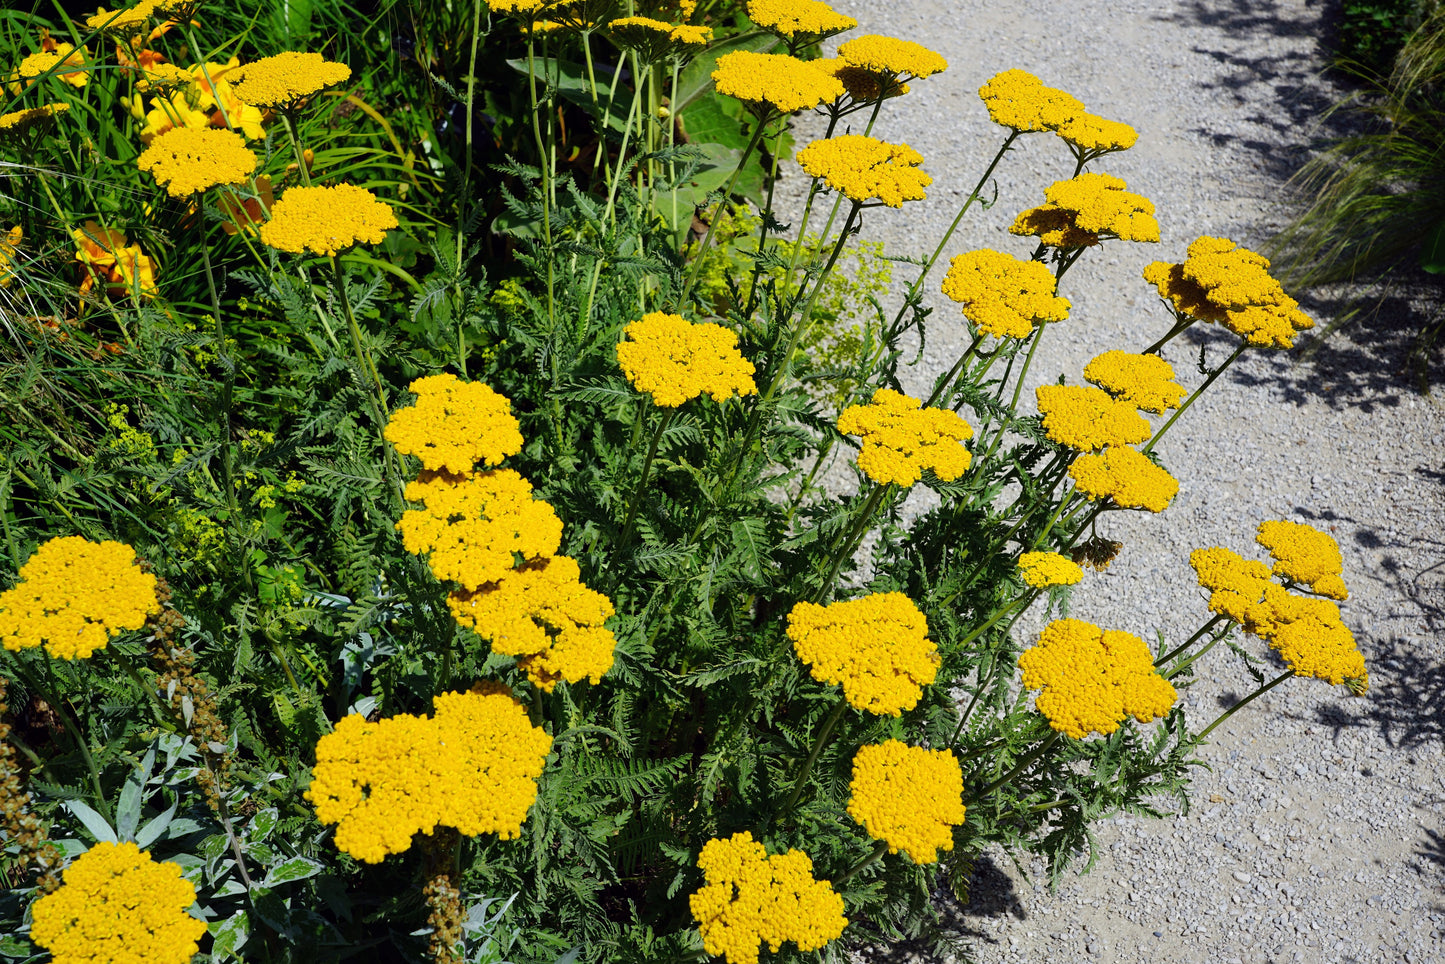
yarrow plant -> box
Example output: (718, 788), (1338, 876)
(0, 5), (1370, 963)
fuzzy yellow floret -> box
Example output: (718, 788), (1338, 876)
(137, 126), (256, 197)
(1056, 111), (1138, 152)
(385, 373), (524, 474)
(836, 388), (973, 486)
(746, 0), (855, 38)
(1245, 584), (1366, 688)
(795, 134), (930, 208)
(787, 592), (937, 715)
(941, 249), (1071, 339)
(1082, 350), (1185, 414)
(977, 68), (1083, 133)
(1189, 546), (1274, 623)
(259, 183), (398, 257)
(711, 50), (844, 113)
(1144, 236), (1314, 349)
(1018, 551), (1084, 588)
(1035, 384), (1151, 452)
(1012, 172), (1159, 247)
(1019, 618), (1177, 739)
(1067, 445), (1179, 513)
(616, 312), (757, 407)
(1255, 519), (1348, 599)
(848, 740), (965, 864)
(228, 51), (352, 110)
(836, 34), (946, 79)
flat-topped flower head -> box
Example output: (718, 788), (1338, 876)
(1145, 236), (1314, 349)
(1057, 110), (1138, 154)
(1245, 584), (1367, 689)
(690, 831), (847, 964)
(1082, 350), (1185, 413)
(0, 536), (159, 659)
(1189, 545), (1273, 623)
(796, 134), (930, 208)
(787, 592), (937, 715)
(448, 555), (617, 691)
(0, 103), (68, 138)
(486, 0), (544, 11)
(1256, 519), (1348, 599)
(384, 373), (524, 474)
(941, 249), (1071, 339)
(711, 50), (845, 114)
(607, 16), (713, 57)
(85, 1), (155, 32)
(1018, 551), (1085, 588)
(813, 57), (908, 103)
(30, 842), (204, 964)
(136, 62), (194, 93)
(747, 0), (856, 40)
(1019, 618), (1177, 739)
(306, 686), (552, 862)
(14, 46), (90, 88)
(137, 126), (256, 197)
(396, 469), (563, 590)
(1068, 445), (1178, 513)
(837, 35), (947, 80)
(260, 183), (398, 256)
(1012, 172), (1159, 247)
(848, 741), (965, 864)
(837, 388), (973, 486)
(1035, 384), (1151, 451)
(229, 51), (352, 110)
(616, 312), (757, 407)
(977, 68), (1084, 133)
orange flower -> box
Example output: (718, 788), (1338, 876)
(73, 222), (158, 300)
(219, 174), (274, 236)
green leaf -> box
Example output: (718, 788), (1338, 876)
(678, 95), (749, 152)
(210, 910), (250, 960)
(262, 856), (323, 888)
(135, 799), (178, 849)
(1421, 218), (1445, 274)
(63, 800), (117, 844)
(115, 745), (154, 842)
(505, 57), (632, 133)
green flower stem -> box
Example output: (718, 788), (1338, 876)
(1155, 613), (1229, 668)
(602, 64), (648, 226)
(887, 132), (1020, 335)
(924, 333), (985, 408)
(678, 115), (773, 307)
(613, 406), (676, 563)
(776, 697), (849, 821)
(813, 480), (890, 603)
(835, 840), (889, 886)
(963, 730), (1061, 807)
(1196, 670), (1294, 741)
(39, 653), (109, 820)
(784, 433), (836, 523)
(525, 32), (556, 324)
(1143, 311), (1195, 355)
(1163, 632), (1224, 680)
(741, 127), (785, 311)
(1056, 503), (1106, 554)
(455, 0), (485, 376)
(1143, 342), (1246, 455)
(580, 29), (613, 185)
(330, 255), (403, 502)
(277, 113), (312, 187)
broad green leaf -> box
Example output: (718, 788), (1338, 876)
(210, 910), (250, 960)
(63, 799), (117, 844)
(115, 746), (154, 842)
(505, 57), (632, 133)
(135, 799), (178, 849)
(262, 856), (323, 888)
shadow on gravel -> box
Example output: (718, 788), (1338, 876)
(1418, 827), (1445, 913)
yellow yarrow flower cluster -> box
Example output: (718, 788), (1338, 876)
(1255, 519), (1347, 599)
(796, 134), (930, 208)
(136, 62), (194, 93)
(0, 103), (68, 136)
(836, 388), (973, 486)
(711, 50), (844, 113)
(486, 0), (543, 11)
(1189, 546), (1275, 623)
(0, 536), (159, 659)
(1056, 111), (1139, 153)
(137, 126), (256, 197)
(135, 57), (266, 144)
(1018, 551), (1084, 588)
(787, 592), (937, 715)
(30, 841), (204, 964)
(836, 35), (947, 80)
(977, 68), (1083, 133)
(1082, 350), (1186, 414)
(847, 740), (965, 864)
(747, 0), (856, 39)
(397, 469), (564, 590)
(1143, 236), (1314, 349)
(1248, 584), (1366, 687)
(607, 17), (713, 56)
(0, 225), (19, 287)
(384, 373), (524, 474)
(1019, 619), (1178, 739)
(1035, 384), (1150, 451)
(941, 249), (1071, 339)
(1013, 172), (1159, 247)
(448, 556), (616, 691)
(85, 0), (155, 32)
(13, 47), (90, 89)
(228, 51), (352, 110)
(616, 312), (757, 407)
(1068, 445), (1179, 513)
(306, 687), (552, 862)
(690, 831), (847, 964)
(260, 183), (398, 257)
(812, 57), (908, 103)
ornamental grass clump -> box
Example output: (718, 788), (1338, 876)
(0, 5), (1372, 961)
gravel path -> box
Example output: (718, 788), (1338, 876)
(770, 2), (1445, 961)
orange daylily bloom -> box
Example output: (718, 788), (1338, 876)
(73, 222), (158, 299)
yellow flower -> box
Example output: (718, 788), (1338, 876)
(940, 249), (1071, 339)
(1035, 384), (1151, 451)
(1012, 172), (1159, 247)
(1018, 551), (1084, 588)
(259, 183), (399, 257)
(137, 126), (256, 197)
(1189, 546), (1274, 623)
(397, 469), (563, 590)
(1019, 618), (1177, 739)
(30, 842), (204, 964)
(787, 592), (937, 715)
(136, 62), (194, 93)
(137, 91), (211, 145)
(1056, 111), (1138, 153)
(1067, 445), (1178, 513)
(794, 134), (931, 208)
(977, 68), (1083, 133)
(746, 0), (856, 39)
(448, 556), (616, 691)
(0, 536), (159, 659)
(1245, 584), (1367, 689)
(13, 45), (90, 89)
(306, 686), (552, 863)
(848, 740), (965, 864)
(486, 0), (544, 11)
(1255, 520), (1348, 600)
(606, 16), (712, 58)
(0, 103), (68, 136)
(836, 388), (973, 486)
(1144, 236), (1314, 349)
(229, 51), (352, 110)
(1082, 350), (1186, 413)
(812, 57), (908, 102)
(0, 225), (20, 287)
(384, 373), (525, 474)
(72, 222), (159, 300)
(616, 312), (757, 407)
(85, 0), (156, 31)
(711, 50), (845, 113)
(836, 34), (947, 79)
(690, 831), (847, 964)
